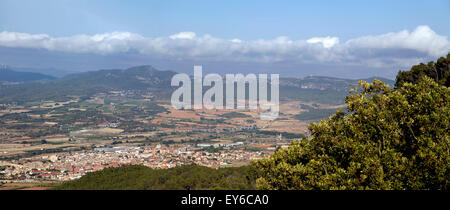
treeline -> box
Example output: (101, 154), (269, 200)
(396, 53), (449, 87)
(53, 164), (256, 190)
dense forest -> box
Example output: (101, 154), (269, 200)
(54, 164), (256, 190)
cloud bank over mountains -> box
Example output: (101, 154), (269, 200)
(0, 25), (448, 78)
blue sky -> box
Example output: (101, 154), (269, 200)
(1, 0), (449, 40)
(0, 0), (449, 78)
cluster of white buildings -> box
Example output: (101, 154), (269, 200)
(0, 144), (271, 182)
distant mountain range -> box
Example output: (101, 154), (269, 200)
(0, 65), (77, 78)
(0, 65), (176, 104)
(281, 75), (395, 91)
(0, 68), (56, 82)
(0, 65), (394, 105)
(61, 65), (176, 90)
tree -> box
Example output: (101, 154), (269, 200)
(395, 53), (450, 88)
(254, 77), (449, 190)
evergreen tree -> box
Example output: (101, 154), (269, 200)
(396, 53), (450, 88)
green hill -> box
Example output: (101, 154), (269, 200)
(0, 65), (176, 104)
(53, 164), (256, 190)
(0, 68), (55, 82)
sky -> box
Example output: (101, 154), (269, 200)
(0, 0), (449, 79)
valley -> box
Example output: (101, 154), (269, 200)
(0, 66), (393, 189)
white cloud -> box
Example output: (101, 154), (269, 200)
(307, 36), (339, 48)
(169, 32), (196, 39)
(230, 39), (242, 43)
(345, 25), (449, 57)
(0, 25), (449, 68)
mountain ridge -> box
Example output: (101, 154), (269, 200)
(0, 68), (56, 83)
(0, 65), (394, 105)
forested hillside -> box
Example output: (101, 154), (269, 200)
(0, 65), (176, 104)
(53, 164), (256, 190)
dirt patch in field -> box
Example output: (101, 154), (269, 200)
(260, 119), (308, 134)
(94, 128), (124, 134)
(159, 109), (201, 120)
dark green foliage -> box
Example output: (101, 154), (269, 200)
(255, 77), (449, 190)
(53, 164), (256, 190)
(396, 53), (450, 88)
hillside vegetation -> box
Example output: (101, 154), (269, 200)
(53, 164), (256, 190)
(0, 65), (176, 104)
